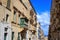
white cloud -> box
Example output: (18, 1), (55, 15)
(37, 11), (50, 25)
(37, 11), (50, 35)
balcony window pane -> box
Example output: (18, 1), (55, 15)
(20, 18), (25, 25)
(20, 18), (26, 27)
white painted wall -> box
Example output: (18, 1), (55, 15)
(0, 22), (12, 40)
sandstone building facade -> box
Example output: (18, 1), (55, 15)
(0, 0), (37, 40)
(48, 0), (60, 40)
(37, 23), (45, 40)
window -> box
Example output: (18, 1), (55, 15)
(14, 10), (16, 15)
(56, 13), (60, 18)
(5, 28), (8, 31)
(7, 0), (11, 9)
(18, 32), (20, 40)
(30, 10), (34, 18)
(29, 38), (31, 40)
(6, 14), (9, 22)
(4, 33), (7, 40)
(59, 3), (60, 7)
(35, 16), (37, 21)
(30, 19), (34, 25)
(11, 32), (14, 40)
(13, 10), (16, 22)
(57, 27), (60, 31)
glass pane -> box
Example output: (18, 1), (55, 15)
(20, 18), (25, 25)
(20, 18), (27, 27)
(4, 33), (7, 40)
(11, 32), (14, 40)
(18, 33), (20, 40)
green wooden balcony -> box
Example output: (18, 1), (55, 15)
(20, 18), (28, 28)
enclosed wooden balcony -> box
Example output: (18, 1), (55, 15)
(20, 18), (28, 28)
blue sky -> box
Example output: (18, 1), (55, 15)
(30, 0), (52, 36)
